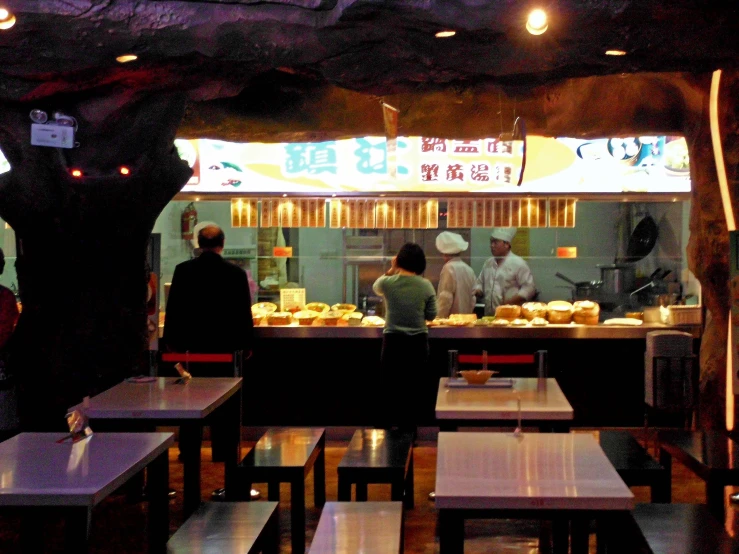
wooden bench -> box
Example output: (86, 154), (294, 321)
(167, 501), (279, 554)
(236, 427), (326, 554)
(625, 503), (739, 553)
(598, 430), (669, 502)
(658, 430), (739, 519)
(337, 429), (414, 509)
(308, 501), (404, 554)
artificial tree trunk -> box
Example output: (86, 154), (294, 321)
(0, 92), (192, 430)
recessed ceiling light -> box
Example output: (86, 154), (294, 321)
(605, 49), (627, 56)
(526, 9), (548, 35)
(116, 54), (138, 64)
(435, 30), (456, 38)
(0, 8), (16, 30)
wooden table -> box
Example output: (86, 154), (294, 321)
(435, 377), (574, 431)
(434, 431), (634, 554)
(82, 376), (242, 517)
(658, 430), (739, 519)
(0, 432), (173, 553)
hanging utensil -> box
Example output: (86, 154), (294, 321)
(619, 214), (659, 263)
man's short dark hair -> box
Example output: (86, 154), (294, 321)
(396, 242), (426, 275)
(198, 225), (225, 250)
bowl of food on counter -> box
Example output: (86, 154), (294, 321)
(342, 311), (364, 326)
(495, 305), (521, 320)
(293, 310), (320, 326)
(573, 300), (601, 325)
(361, 316), (385, 327)
(266, 311), (293, 326)
(458, 369), (497, 385)
(522, 302), (548, 321)
(319, 309), (344, 326)
(448, 313), (478, 326)
(305, 302), (330, 314)
(331, 303), (357, 316)
(252, 302), (277, 315)
(547, 300), (574, 324)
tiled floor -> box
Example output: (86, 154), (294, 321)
(0, 429), (736, 553)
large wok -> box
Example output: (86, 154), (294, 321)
(618, 214), (659, 263)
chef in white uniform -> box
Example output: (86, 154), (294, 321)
(435, 231), (477, 318)
(473, 227), (536, 316)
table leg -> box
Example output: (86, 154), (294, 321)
(570, 517), (589, 554)
(314, 433), (326, 507)
(706, 477), (726, 521)
(552, 517), (569, 554)
(64, 506), (92, 554)
(357, 481), (368, 501)
(222, 392), (242, 501)
(404, 453), (415, 509)
(337, 476), (351, 501)
(146, 449), (170, 553)
(20, 507), (44, 553)
(179, 422), (203, 518)
(658, 447), (673, 503)
(438, 509), (464, 554)
(291, 476), (306, 554)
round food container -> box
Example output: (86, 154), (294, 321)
(320, 310), (343, 326)
(293, 310), (320, 325)
(252, 302), (277, 316)
(522, 302), (548, 320)
(331, 303), (357, 316)
(305, 302), (330, 314)
(547, 300), (573, 324)
(495, 305), (521, 319)
(267, 312), (293, 325)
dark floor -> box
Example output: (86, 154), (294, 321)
(0, 428), (735, 553)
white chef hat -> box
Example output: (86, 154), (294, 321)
(436, 231), (469, 255)
(490, 227), (517, 243)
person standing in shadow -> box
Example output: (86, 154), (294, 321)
(372, 242), (437, 439)
(163, 224), (254, 499)
(0, 247), (20, 439)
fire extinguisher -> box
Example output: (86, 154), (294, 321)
(181, 202), (198, 240)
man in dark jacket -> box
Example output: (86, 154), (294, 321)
(163, 224), (254, 497)
(164, 224), (253, 359)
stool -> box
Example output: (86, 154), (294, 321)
(598, 430), (669, 502)
(337, 429), (414, 509)
(167, 501), (279, 554)
(629, 503), (739, 553)
(308, 501), (404, 554)
(237, 427), (326, 554)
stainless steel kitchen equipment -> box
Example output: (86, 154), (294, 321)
(597, 264), (636, 295)
(555, 272), (603, 301)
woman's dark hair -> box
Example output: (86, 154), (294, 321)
(396, 242), (426, 275)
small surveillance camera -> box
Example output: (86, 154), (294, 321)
(29, 109), (48, 124)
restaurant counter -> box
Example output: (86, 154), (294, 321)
(244, 322), (701, 429)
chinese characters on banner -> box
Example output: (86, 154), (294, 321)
(329, 199), (439, 229)
(418, 138), (519, 186)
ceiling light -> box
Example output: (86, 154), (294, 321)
(526, 9), (548, 35)
(116, 54), (138, 64)
(70, 169), (83, 178)
(0, 8), (16, 31)
(119, 166), (130, 176)
(435, 30), (456, 38)
(605, 49), (627, 56)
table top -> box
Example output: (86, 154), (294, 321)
(435, 378), (574, 421)
(82, 377), (242, 419)
(308, 501), (403, 554)
(659, 430), (739, 471)
(435, 431), (633, 511)
(0, 432), (174, 507)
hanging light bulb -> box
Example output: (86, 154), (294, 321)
(0, 8), (16, 31)
(119, 166), (131, 176)
(70, 169), (83, 178)
(526, 9), (548, 35)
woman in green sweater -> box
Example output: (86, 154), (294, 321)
(372, 242), (438, 435)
